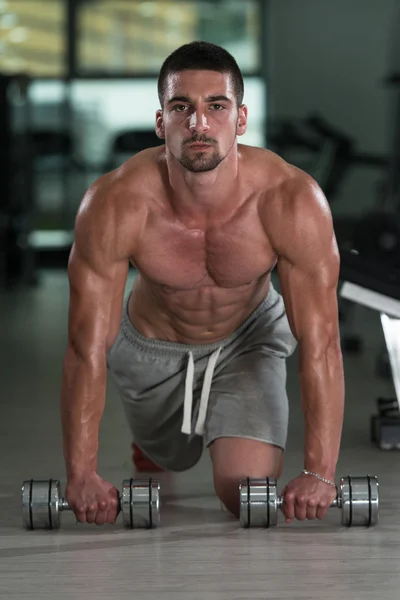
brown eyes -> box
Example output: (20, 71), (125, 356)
(172, 104), (225, 112)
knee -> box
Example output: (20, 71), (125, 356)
(214, 474), (243, 518)
(209, 438), (284, 518)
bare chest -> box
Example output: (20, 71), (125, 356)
(133, 211), (277, 290)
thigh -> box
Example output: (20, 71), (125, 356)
(108, 333), (203, 471)
(209, 437), (284, 482)
(204, 350), (289, 515)
(204, 349), (290, 453)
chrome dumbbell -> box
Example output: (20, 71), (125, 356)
(21, 478), (160, 530)
(239, 475), (379, 528)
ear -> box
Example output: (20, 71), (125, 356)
(236, 104), (248, 137)
(155, 109), (165, 139)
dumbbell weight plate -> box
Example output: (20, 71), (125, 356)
(239, 477), (279, 528)
(121, 478), (160, 529)
(339, 475), (379, 527)
(21, 479), (62, 530)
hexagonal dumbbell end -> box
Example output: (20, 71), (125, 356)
(121, 478), (160, 529)
(339, 475), (379, 527)
(21, 479), (64, 530)
(239, 477), (280, 528)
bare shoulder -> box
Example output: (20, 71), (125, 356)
(77, 146), (164, 221)
(241, 143), (330, 226)
(238, 144), (294, 190)
(244, 144), (338, 268)
(73, 147), (164, 261)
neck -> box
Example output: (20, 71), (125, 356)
(165, 143), (240, 218)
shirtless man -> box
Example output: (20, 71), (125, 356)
(61, 41), (344, 527)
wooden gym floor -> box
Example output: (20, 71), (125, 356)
(0, 269), (399, 599)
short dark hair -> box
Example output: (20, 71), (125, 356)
(158, 41), (244, 108)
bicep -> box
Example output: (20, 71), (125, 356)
(277, 252), (339, 352)
(67, 203), (129, 356)
(275, 184), (340, 353)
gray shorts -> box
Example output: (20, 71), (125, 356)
(107, 282), (298, 471)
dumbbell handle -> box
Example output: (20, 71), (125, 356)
(241, 475), (379, 528)
(22, 478), (161, 530)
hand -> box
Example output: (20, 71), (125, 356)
(281, 473), (337, 523)
(65, 472), (120, 526)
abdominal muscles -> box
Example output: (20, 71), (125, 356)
(129, 269), (273, 344)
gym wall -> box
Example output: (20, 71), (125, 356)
(266, 0), (399, 216)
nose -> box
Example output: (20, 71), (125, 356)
(188, 109), (210, 134)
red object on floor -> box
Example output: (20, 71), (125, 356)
(132, 443), (165, 472)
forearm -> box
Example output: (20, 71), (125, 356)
(298, 338), (345, 480)
(60, 345), (107, 479)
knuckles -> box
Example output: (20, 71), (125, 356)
(283, 492), (332, 511)
(295, 495), (306, 505)
(283, 492), (295, 503)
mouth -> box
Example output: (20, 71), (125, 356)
(188, 143), (212, 150)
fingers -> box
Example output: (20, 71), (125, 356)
(74, 504), (88, 524)
(294, 495), (307, 521)
(282, 492), (330, 522)
(105, 492), (120, 525)
(282, 491), (307, 521)
(282, 490), (295, 522)
(94, 499), (109, 526)
(316, 501), (330, 521)
(96, 489), (119, 525)
(85, 502), (98, 524)
(306, 498), (318, 521)
(73, 493), (119, 526)
(92, 495), (119, 526)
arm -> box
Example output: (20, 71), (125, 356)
(61, 182), (130, 480)
(268, 176), (344, 481)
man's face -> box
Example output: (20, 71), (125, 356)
(156, 70), (247, 173)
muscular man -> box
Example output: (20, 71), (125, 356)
(61, 41), (344, 527)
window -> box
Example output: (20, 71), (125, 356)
(0, 0), (66, 77)
(76, 0), (261, 75)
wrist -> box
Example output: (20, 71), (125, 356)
(66, 466), (97, 481)
(303, 462), (336, 482)
(302, 469), (336, 487)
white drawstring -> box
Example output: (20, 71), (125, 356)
(181, 351), (195, 435)
(195, 347), (222, 435)
(181, 347), (222, 437)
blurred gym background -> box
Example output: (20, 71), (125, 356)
(1, 0), (400, 377)
(1, 0), (400, 283)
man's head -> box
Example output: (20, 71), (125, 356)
(157, 41), (244, 109)
(155, 41), (247, 173)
